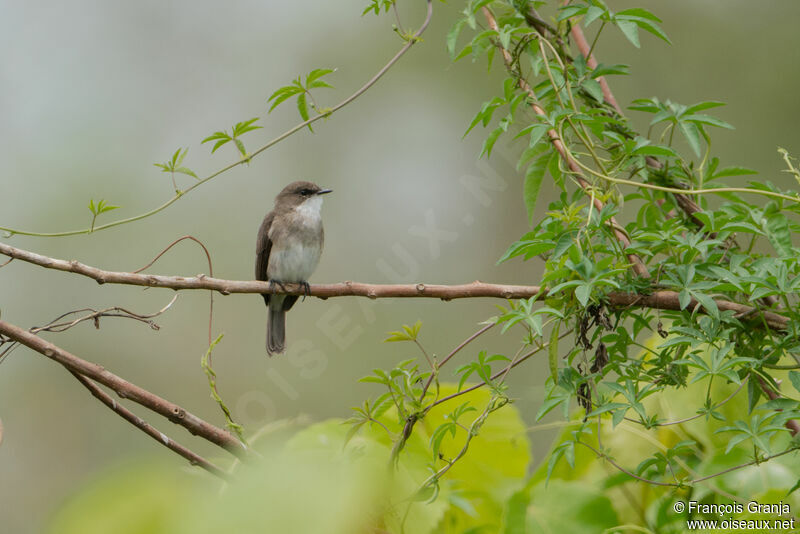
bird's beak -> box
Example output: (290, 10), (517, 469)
(317, 189), (333, 195)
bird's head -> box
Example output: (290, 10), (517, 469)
(275, 180), (333, 209)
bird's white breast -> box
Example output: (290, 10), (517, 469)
(267, 196), (325, 282)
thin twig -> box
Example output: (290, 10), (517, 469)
(419, 322), (495, 400)
(431, 328), (574, 408)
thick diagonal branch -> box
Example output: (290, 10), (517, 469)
(0, 319), (246, 456)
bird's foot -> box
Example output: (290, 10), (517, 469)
(269, 279), (289, 293)
(300, 281), (311, 301)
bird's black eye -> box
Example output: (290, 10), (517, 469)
(300, 189), (312, 196)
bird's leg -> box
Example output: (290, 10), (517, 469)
(269, 279), (289, 293)
(300, 281), (311, 301)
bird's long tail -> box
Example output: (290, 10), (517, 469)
(267, 299), (286, 356)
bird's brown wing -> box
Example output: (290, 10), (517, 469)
(255, 211), (274, 306)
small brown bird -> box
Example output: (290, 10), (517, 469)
(255, 181), (332, 355)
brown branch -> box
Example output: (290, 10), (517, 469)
(567, 22), (621, 114)
(69, 370), (230, 479)
(0, 318), (246, 456)
(481, 8), (649, 278)
(0, 241), (789, 330)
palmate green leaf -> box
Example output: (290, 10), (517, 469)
(384, 320), (422, 342)
(361, 0), (390, 16)
(88, 199), (120, 216)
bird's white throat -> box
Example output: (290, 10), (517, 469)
(295, 195), (323, 219)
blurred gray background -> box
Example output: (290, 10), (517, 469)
(1, 1), (798, 532)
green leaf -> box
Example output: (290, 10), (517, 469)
(523, 156), (548, 225)
(575, 284), (592, 307)
(210, 138), (230, 154)
(583, 6), (606, 27)
(447, 19), (466, 58)
(581, 79), (604, 103)
(385, 320), (422, 342)
(616, 20), (640, 48)
(766, 212), (792, 256)
(306, 68), (335, 85)
(685, 101), (726, 114)
(628, 18), (671, 44)
(233, 138), (246, 157)
(551, 231), (577, 261)
(683, 114), (734, 129)
(679, 121), (702, 157)
(548, 322), (560, 382)
(267, 85), (304, 112)
(481, 126), (504, 158)
(297, 92), (313, 132)
(232, 118), (262, 136)
(789, 372), (800, 394)
(175, 167), (198, 179)
(616, 8), (661, 22)
(97, 203), (120, 214)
